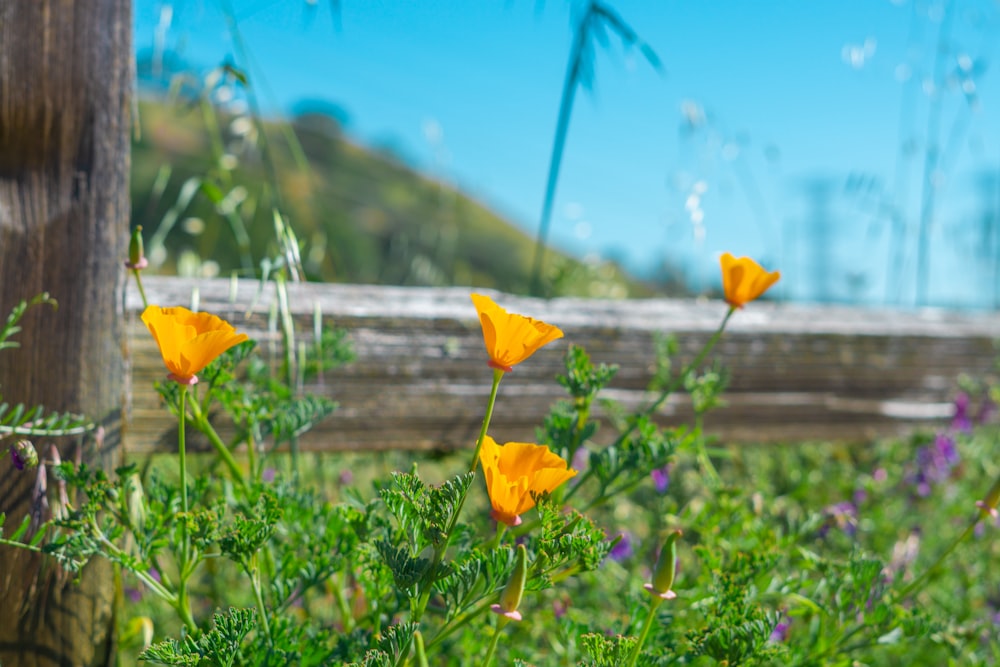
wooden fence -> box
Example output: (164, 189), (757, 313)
(125, 276), (1000, 455)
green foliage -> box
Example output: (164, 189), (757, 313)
(579, 632), (643, 667)
(139, 608), (256, 666)
(379, 470), (474, 550)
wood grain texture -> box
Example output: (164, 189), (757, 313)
(0, 1), (130, 665)
(126, 277), (1000, 456)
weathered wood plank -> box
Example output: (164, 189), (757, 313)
(124, 276), (1000, 455)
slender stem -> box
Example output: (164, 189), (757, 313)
(693, 413), (721, 487)
(248, 556), (272, 644)
(643, 307), (735, 419)
(333, 573), (355, 632)
(413, 368), (505, 625)
(132, 269), (149, 309)
(487, 523), (507, 551)
(175, 385), (196, 632)
(187, 400), (249, 493)
(481, 618), (508, 667)
(470, 369), (505, 472)
(895, 475), (1000, 601)
(626, 598), (663, 667)
(178, 385), (189, 518)
(426, 598), (495, 650)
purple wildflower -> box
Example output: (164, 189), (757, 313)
(262, 467), (276, 483)
(338, 469), (354, 486)
(909, 433), (960, 497)
(769, 618), (790, 643)
(553, 596), (569, 620)
(651, 464), (671, 494)
(952, 392), (973, 433)
(820, 501), (858, 538)
(608, 532), (634, 562)
(10, 444), (25, 470)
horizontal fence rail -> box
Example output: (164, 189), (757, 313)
(125, 276), (1000, 455)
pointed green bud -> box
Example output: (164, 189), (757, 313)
(126, 225), (148, 269)
(645, 529), (682, 599)
(492, 544), (528, 621)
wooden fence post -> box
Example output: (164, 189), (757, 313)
(0, 2), (131, 665)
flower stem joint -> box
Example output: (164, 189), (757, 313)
(491, 543), (528, 622)
(644, 529), (682, 600)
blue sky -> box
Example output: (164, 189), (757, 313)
(135, 1), (1000, 308)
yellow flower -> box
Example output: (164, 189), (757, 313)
(471, 293), (563, 372)
(719, 252), (780, 308)
(479, 435), (577, 526)
(141, 305), (249, 385)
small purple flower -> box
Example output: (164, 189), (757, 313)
(820, 501), (858, 538)
(338, 469), (354, 486)
(935, 433), (960, 466)
(909, 433), (960, 497)
(261, 468), (276, 483)
(651, 465), (671, 494)
(769, 619), (790, 643)
(608, 532), (634, 562)
(553, 596), (569, 620)
(571, 447), (589, 473)
(952, 392), (973, 433)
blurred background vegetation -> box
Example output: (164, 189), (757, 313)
(131, 84), (658, 299)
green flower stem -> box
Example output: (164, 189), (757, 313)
(246, 433), (258, 482)
(131, 268), (149, 310)
(187, 399), (249, 493)
(333, 573), (355, 632)
(558, 307), (735, 513)
(626, 597), (663, 667)
(643, 306), (735, 419)
(175, 385), (196, 632)
(247, 555), (272, 644)
(470, 368), (505, 472)
(487, 523), (507, 551)
(692, 413), (721, 487)
(90, 523), (177, 604)
(480, 617), (508, 667)
(414, 368), (505, 625)
(426, 598), (495, 651)
(896, 474), (1000, 602)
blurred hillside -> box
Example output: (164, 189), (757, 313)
(131, 98), (658, 298)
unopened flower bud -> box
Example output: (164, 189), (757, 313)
(645, 529), (682, 600)
(9, 440), (38, 470)
(492, 544), (528, 622)
(125, 225), (148, 270)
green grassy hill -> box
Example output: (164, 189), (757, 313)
(131, 99), (646, 297)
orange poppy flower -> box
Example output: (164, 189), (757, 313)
(719, 253), (780, 308)
(141, 305), (249, 385)
(479, 435), (577, 526)
(471, 294), (563, 372)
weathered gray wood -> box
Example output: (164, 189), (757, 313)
(125, 276), (1000, 456)
(0, 2), (131, 665)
